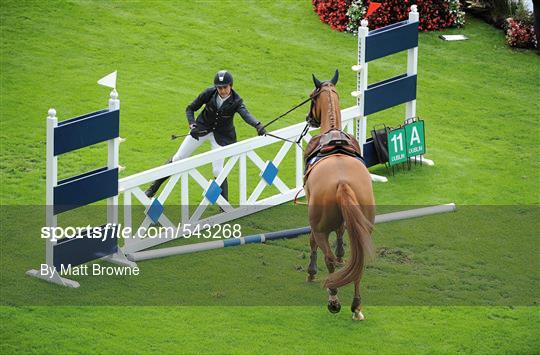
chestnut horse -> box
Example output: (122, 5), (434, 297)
(304, 70), (375, 320)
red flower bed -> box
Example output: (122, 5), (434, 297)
(312, 0), (350, 32)
(312, 0), (463, 32)
(365, 0), (458, 31)
(505, 18), (537, 49)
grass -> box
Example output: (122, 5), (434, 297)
(2, 306), (538, 354)
(1, 0), (539, 353)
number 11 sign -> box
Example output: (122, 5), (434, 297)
(388, 128), (407, 166)
(387, 120), (426, 166)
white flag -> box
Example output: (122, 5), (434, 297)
(97, 71), (117, 89)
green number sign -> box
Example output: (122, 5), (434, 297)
(387, 128), (407, 166)
(405, 120), (425, 157)
(387, 120), (426, 166)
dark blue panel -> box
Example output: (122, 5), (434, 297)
(364, 74), (417, 116)
(53, 224), (119, 270)
(365, 21), (418, 62)
(54, 109), (119, 156)
(362, 140), (380, 167)
(147, 199), (164, 224)
(204, 180), (222, 205)
(54, 167), (118, 215)
(261, 161), (278, 185)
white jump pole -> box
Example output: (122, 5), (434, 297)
(127, 203), (456, 262)
(374, 203), (456, 223)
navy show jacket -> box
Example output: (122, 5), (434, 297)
(186, 87), (259, 145)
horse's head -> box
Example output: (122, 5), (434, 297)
(307, 69), (341, 131)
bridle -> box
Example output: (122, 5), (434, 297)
(259, 82), (338, 146)
(306, 88), (321, 128)
(306, 83), (339, 129)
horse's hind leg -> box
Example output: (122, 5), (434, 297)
(335, 224), (345, 266)
(307, 232), (318, 282)
(351, 279), (365, 321)
(314, 232), (341, 314)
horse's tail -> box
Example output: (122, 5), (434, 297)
(324, 182), (374, 290)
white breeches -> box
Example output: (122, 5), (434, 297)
(172, 133), (224, 177)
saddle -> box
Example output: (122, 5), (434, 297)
(303, 129), (364, 183)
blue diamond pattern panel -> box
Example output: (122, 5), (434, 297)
(261, 161), (278, 185)
(147, 198), (164, 224)
(204, 180), (222, 205)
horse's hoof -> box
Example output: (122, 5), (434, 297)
(327, 300), (341, 314)
(352, 310), (365, 321)
(307, 274), (317, 282)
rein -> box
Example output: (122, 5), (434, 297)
(261, 90), (322, 147)
(262, 90), (321, 129)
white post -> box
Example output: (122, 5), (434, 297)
(108, 89), (120, 111)
(356, 19), (369, 149)
(356, 19), (387, 183)
(107, 89), (120, 225)
(406, 6), (433, 166)
(45, 109), (57, 267)
(406, 5), (419, 121)
(104, 89), (137, 267)
(26, 109), (80, 287)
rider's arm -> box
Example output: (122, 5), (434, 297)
(236, 100), (259, 127)
(186, 88), (213, 125)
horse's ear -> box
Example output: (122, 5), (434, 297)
(312, 74), (322, 89)
(330, 69), (339, 85)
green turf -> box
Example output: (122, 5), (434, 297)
(1, 0), (539, 353)
(2, 306), (538, 354)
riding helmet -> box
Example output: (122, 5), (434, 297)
(214, 70), (233, 87)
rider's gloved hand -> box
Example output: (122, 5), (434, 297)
(255, 122), (267, 136)
(189, 123), (201, 140)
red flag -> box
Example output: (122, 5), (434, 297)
(366, 2), (382, 17)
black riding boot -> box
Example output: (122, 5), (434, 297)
(220, 178), (228, 201)
(145, 158), (172, 198)
(217, 178), (229, 213)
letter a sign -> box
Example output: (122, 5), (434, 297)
(404, 120), (425, 157)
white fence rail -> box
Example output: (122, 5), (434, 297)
(119, 106), (360, 254)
